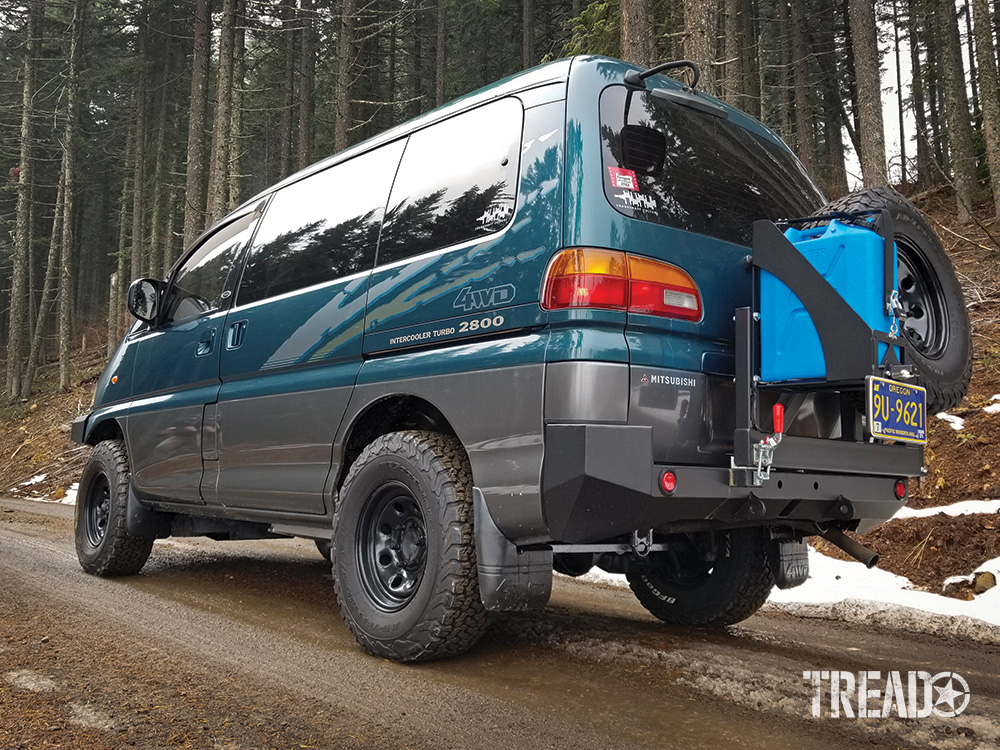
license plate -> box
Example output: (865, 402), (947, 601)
(867, 376), (927, 444)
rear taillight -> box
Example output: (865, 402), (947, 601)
(542, 248), (702, 321)
(542, 248), (629, 311)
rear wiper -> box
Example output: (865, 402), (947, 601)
(624, 59), (728, 120)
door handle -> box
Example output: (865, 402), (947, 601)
(227, 320), (248, 350)
(196, 328), (216, 357)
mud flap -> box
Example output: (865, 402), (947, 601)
(125, 484), (172, 539)
(771, 538), (809, 590)
(474, 488), (552, 611)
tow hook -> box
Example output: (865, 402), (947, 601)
(631, 529), (654, 557)
(753, 403), (785, 485)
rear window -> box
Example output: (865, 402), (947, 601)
(599, 85), (825, 246)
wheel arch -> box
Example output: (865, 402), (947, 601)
(336, 394), (462, 491)
(85, 416), (125, 446)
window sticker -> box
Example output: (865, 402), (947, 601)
(608, 166), (640, 192)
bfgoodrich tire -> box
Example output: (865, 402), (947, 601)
(626, 528), (774, 627)
(817, 187), (972, 412)
(75, 440), (154, 577)
(332, 431), (489, 661)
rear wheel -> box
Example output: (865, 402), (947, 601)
(816, 187), (972, 412)
(75, 440), (154, 577)
(626, 528), (774, 627)
(332, 431), (489, 661)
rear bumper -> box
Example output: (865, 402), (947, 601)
(540, 423), (921, 543)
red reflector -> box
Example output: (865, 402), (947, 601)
(660, 470), (677, 495)
(894, 479), (906, 500)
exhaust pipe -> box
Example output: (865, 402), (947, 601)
(818, 526), (879, 569)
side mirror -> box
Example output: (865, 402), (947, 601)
(127, 278), (161, 323)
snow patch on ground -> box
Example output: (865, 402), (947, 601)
(936, 412), (965, 430)
(68, 702), (116, 731)
(984, 394), (1000, 414)
(895, 498), (1000, 518)
(4, 669), (58, 693)
(22, 473), (47, 486)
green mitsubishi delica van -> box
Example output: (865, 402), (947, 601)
(72, 56), (971, 661)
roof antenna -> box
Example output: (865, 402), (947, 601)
(624, 60), (701, 90)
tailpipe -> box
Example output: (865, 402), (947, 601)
(818, 526), (879, 569)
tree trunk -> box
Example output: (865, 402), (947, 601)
(436, 0), (446, 106)
(722, 0), (742, 106)
(206, 0), (236, 224)
(280, 0), (296, 178)
(938, 0), (978, 222)
(848, 0), (888, 186)
(789, 0), (816, 172)
(7, 0), (44, 401)
(182, 0), (211, 247)
(58, 0), (88, 391)
(621, 0), (651, 67)
(228, 0), (246, 211)
(972, 0), (1000, 220)
(908, 0), (932, 186)
(685, 0), (717, 95)
(523, 0), (534, 69)
(298, 0), (315, 169)
(22, 171), (64, 400)
(336, 0), (356, 151)
(893, 0), (907, 184)
(129, 84), (148, 281)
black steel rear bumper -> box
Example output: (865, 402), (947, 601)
(540, 423), (921, 544)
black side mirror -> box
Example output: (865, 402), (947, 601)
(127, 278), (161, 323)
(620, 124), (666, 175)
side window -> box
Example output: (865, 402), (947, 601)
(378, 97), (523, 266)
(163, 212), (258, 325)
(237, 141), (405, 306)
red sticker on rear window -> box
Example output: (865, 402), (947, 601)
(608, 166), (639, 191)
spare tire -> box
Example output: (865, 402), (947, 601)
(815, 187), (971, 412)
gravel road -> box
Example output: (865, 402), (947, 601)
(2, 497), (998, 749)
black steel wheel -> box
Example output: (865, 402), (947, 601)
(75, 439), (154, 576)
(332, 431), (489, 662)
(357, 482), (427, 611)
(816, 186), (972, 412)
(626, 528), (774, 627)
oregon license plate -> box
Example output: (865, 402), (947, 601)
(867, 376), (927, 444)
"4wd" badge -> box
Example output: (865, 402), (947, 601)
(454, 284), (516, 312)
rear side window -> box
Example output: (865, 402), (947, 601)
(237, 141), (405, 305)
(599, 85), (826, 246)
(377, 97), (522, 265)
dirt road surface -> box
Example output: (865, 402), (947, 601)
(2, 497), (998, 749)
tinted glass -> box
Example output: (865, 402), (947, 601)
(599, 85), (826, 246)
(378, 97), (522, 265)
(238, 141), (405, 305)
(164, 212), (257, 324)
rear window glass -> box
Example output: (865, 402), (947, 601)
(599, 85), (825, 246)
(377, 97), (522, 265)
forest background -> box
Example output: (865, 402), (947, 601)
(1, 0), (998, 401)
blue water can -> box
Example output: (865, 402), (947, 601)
(759, 220), (897, 382)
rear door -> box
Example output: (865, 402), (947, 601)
(208, 141), (405, 514)
(126, 210), (260, 502)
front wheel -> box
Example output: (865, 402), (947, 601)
(626, 528), (774, 627)
(75, 440), (154, 576)
(332, 431), (489, 661)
